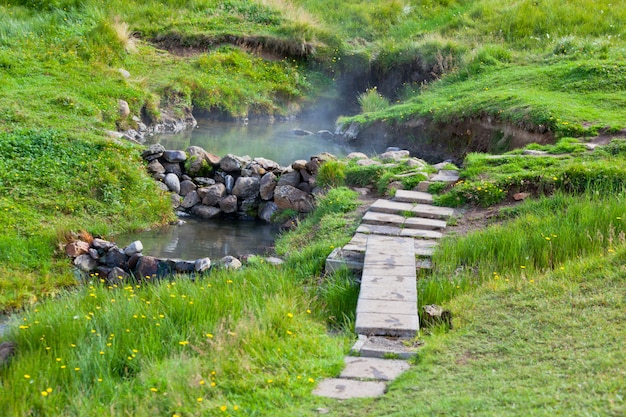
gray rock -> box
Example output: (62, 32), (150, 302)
(247, 163), (266, 177)
(380, 150), (410, 161)
(406, 158), (426, 168)
(291, 128), (313, 136)
(107, 267), (129, 285)
(88, 248), (100, 260)
(118, 99), (130, 118)
(219, 195), (238, 213)
(179, 180), (197, 197)
(91, 238), (116, 251)
(127, 253), (143, 271)
(195, 257), (211, 272)
(180, 190), (200, 209)
(300, 169), (312, 182)
(147, 160), (165, 175)
(191, 205), (222, 219)
(292, 160), (308, 170)
(297, 182), (312, 193)
(305, 158), (320, 175)
(65, 240), (90, 257)
(102, 248), (127, 268)
(194, 177), (215, 186)
(142, 144), (165, 161)
(264, 256), (284, 266)
(163, 150), (187, 163)
(200, 183), (226, 206)
(162, 162), (183, 177)
(224, 175), (235, 194)
(164, 173), (181, 194)
(174, 260), (196, 273)
(522, 149), (548, 156)
(220, 154), (242, 172)
(277, 170), (301, 187)
(219, 255), (242, 269)
(118, 68), (131, 78)
(259, 172), (277, 200)
(232, 176), (260, 200)
(274, 185), (315, 213)
(346, 152), (369, 160)
(259, 201), (278, 223)
(357, 159), (381, 167)
(343, 122), (360, 140)
(74, 254), (97, 272)
(254, 157), (281, 172)
(317, 130), (334, 139)
(135, 256), (158, 280)
(123, 241), (143, 256)
(171, 193), (181, 208)
(186, 146), (219, 176)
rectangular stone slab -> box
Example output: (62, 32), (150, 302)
(357, 224), (442, 239)
(394, 189), (434, 204)
(358, 285), (417, 302)
(340, 357), (411, 381)
(357, 298), (418, 316)
(404, 216), (447, 231)
(355, 312), (419, 337)
(369, 199), (454, 219)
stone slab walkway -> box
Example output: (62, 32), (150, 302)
(317, 174), (457, 399)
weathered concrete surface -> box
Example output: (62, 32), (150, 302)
(394, 189), (433, 204)
(313, 379), (386, 399)
(369, 199), (454, 219)
(356, 336), (419, 359)
(362, 211), (447, 230)
(340, 357), (411, 381)
(356, 224), (443, 239)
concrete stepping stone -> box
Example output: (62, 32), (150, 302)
(343, 233), (438, 257)
(313, 379), (386, 399)
(370, 199), (454, 220)
(355, 312), (419, 337)
(394, 189), (433, 204)
(362, 211), (447, 231)
(356, 224), (443, 239)
(340, 357), (410, 381)
(351, 336), (419, 359)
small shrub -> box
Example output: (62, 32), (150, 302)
(317, 160), (346, 188)
(345, 163), (385, 187)
(357, 87), (390, 113)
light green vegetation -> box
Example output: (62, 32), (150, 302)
(334, 0), (626, 138)
(434, 138), (626, 207)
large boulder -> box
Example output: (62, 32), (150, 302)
(254, 157), (281, 172)
(199, 183), (226, 206)
(191, 205), (222, 219)
(163, 150), (187, 163)
(186, 146), (218, 176)
(147, 160), (165, 175)
(219, 195), (238, 213)
(123, 241), (143, 257)
(135, 256), (158, 280)
(277, 170), (301, 187)
(180, 190), (201, 209)
(274, 185), (315, 213)
(259, 172), (277, 200)
(164, 173), (181, 194)
(142, 144), (165, 161)
(162, 162), (183, 177)
(220, 154), (243, 172)
(179, 180), (197, 197)
(259, 201), (278, 223)
(232, 176), (260, 200)
(65, 240), (90, 257)
(74, 254), (97, 272)
(101, 248), (128, 269)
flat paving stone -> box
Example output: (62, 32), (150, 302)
(369, 199), (454, 220)
(313, 378), (386, 399)
(357, 336), (419, 360)
(357, 224), (443, 239)
(340, 357), (411, 381)
(357, 298), (418, 316)
(355, 312), (419, 337)
(394, 189), (433, 204)
(344, 233), (438, 256)
(360, 273), (416, 290)
(362, 211), (447, 231)
(430, 169), (460, 182)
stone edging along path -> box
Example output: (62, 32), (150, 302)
(316, 172), (458, 399)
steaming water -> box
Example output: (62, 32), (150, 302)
(130, 116), (385, 261)
(116, 217), (277, 261)
(146, 117), (385, 166)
